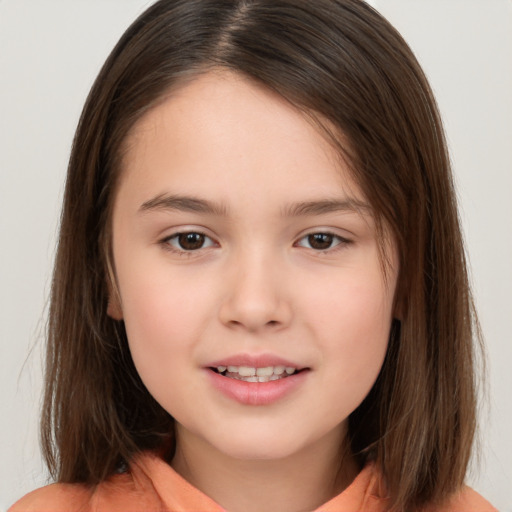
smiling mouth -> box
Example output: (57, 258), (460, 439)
(210, 365), (303, 383)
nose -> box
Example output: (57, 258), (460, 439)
(218, 250), (292, 332)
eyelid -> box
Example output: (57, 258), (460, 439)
(157, 226), (353, 255)
(160, 228), (218, 253)
(294, 230), (353, 251)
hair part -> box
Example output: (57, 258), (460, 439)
(42, 1), (481, 510)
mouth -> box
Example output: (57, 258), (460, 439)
(207, 360), (309, 405)
(210, 365), (304, 383)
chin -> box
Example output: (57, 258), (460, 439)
(204, 424), (325, 463)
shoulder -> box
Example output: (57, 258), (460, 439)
(8, 482), (93, 512)
(423, 486), (497, 512)
(8, 470), (164, 512)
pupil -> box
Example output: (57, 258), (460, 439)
(308, 233), (333, 250)
(179, 233), (204, 250)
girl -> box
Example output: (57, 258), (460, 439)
(9, 1), (496, 511)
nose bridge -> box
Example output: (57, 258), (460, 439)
(219, 244), (291, 331)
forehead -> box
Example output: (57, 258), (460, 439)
(118, 70), (364, 209)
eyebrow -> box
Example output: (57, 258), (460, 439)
(139, 193), (371, 217)
(281, 198), (371, 217)
(139, 194), (228, 216)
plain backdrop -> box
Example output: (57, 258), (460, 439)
(1, 1), (511, 510)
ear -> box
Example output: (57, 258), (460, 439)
(392, 274), (404, 321)
(107, 288), (123, 320)
(105, 256), (123, 319)
(393, 300), (403, 322)
(107, 294), (123, 320)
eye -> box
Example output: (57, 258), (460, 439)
(164, 231), (216, 251)
(296, 232), (349, 251)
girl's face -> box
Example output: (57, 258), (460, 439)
(110, 71), (398, 464)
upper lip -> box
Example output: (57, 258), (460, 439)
(206, 353), (307, 370)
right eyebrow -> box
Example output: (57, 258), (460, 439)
(138, 193), (229, 216)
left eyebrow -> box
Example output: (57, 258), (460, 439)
(282, 198), (371, 217)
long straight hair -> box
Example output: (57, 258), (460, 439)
(42, 1), (480, 510)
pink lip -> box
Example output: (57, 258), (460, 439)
(207, 353), (305, 370)
(206, 370), (308, 406)
(204, 353), (309, 406)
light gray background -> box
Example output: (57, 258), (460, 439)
(1, 1), (511, 510)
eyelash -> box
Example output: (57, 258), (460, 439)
(161, 231), (216, 255)
(160, 231), (352, 254)
(294, 232), (352, 252)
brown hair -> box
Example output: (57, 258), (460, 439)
(42, 1), (480, 510)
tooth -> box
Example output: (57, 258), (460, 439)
(285, 367), (296, 375)
(256, 366), (273, 377)
(270, 375), (280, 381)
(238, 366), (256, 377)
(245, 376), (258, 382)
(258, 376), (270, 382)
(273, 366), (285, 375)
(217, 366), (227, 373)
(227, 366), (238, 373)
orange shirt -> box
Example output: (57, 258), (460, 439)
(9, 451), (496, 512)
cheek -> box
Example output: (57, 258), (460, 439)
(117, 267), (215, 379)
(120, 258), (214, 329)
(304, 265), (394, 340)
(117, 274), (209, 416)
(303, 268), (394, 395)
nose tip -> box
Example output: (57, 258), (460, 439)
(218, 265), (292, 332)
(224, 308), (285, 332)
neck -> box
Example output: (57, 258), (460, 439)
(171, 427), (358, 512)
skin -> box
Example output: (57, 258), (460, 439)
(109, 70), (398, 512)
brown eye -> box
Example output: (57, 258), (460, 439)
(296, 232), (350, 252)
(178, 232), (206, 250)
(307, 233), (334, 250)
(164, 232), (216, 252)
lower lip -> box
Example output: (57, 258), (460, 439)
(206, 369), (308, 406)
